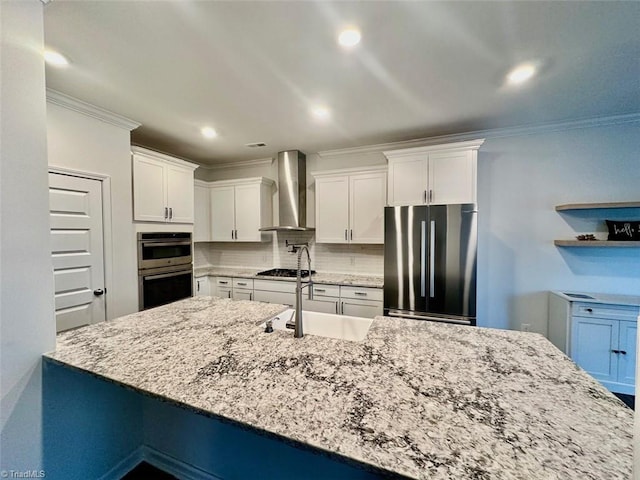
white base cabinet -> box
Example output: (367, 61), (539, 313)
(132, 146), (198, 223)
(384, 139), (484, 207)
(548, 291), (639, 395)
(194, 276), (210, 296)
(307, 284), (382, 318)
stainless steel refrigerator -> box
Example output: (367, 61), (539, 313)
(383, 204), (477, 326)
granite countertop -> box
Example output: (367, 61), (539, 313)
(194, 266), (384, 288)
(552, 290), (640, 308)
(44, 297), (633, 479)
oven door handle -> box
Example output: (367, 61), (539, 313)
(141, 241), (192, 248)
(143, 270), (191, 281)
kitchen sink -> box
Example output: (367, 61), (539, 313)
(264, 309), (373, 342)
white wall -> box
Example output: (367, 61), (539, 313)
(0, 0), (56, 472)
(477, 122), (640, 333)
(47, 103), (140, 319)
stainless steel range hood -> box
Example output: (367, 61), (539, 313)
(260, 150), (314, 232)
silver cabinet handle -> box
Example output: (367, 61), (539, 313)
(249, 293), (253, 301)
(231, 230), (234, 239)
(169, 207), (173, 219)
(219, 281), (229, 285)
(350, 229), (353, 240)
(314, 288), (326, 293)
(423, 190), (427, 204)
(420, 220), (426, 298)
(429, 220), (435, 298)
(196, 281), (200, 292)
(429, 189), (433, 203)
(344, 229), (348, 241)
(164, 207), (168, 219)
(237, 282), (247, 286)
(340, 301), (344, 314)
(335, 301), (339, 314)
(354, 291), (367, 296)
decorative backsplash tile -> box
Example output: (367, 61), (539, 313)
(194, 232), (383, 275)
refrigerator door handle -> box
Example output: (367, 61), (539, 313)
(420, 220), (426, 297)
(429, 220), (435, 298)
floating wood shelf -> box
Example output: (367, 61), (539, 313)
(554, 240), (640, 248)
(555, 201), (640, 211)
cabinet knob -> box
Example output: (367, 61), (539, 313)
(620, 350), (627, 355)
(93, 289), (104, 296)
(612, 349), (620, 354)
(585, 308), (593, 313)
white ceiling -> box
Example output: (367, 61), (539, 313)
(43, 1), (640, 166)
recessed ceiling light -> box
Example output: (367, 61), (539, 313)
(311, 106), (330, 121)
(201, 127), (217, 139)
(338, 28), (361, 48)
(506, 62), (537, 85)
(44, 49), (69, 67)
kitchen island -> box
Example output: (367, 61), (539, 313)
(43, 296), (633, 479)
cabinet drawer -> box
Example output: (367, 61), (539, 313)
(254, 279), (296, 294)
(310, 284), (340, 298)
(253, 290), (295, 306)
(214, 277), (232, 287)
(233, 278), (254, 290)
(572, 303), (639, 322)
(340, 286), (383, 302)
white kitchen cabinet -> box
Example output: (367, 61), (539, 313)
(132, 146), (198, 223)
(305, 284), (382, 318)
(254, 279), (295, 306)
(232, 278), (254, 301)
(193, 181), (211, 242)
(209, 178), (274, 242)
(306, 284), (340, 314)
(548, 291), (639, 395)
(384, 139), (484, 207)
(312, 167), (387, 244)
(194, 276), (210, 296)
(340, 286), (383, 318)
(211, 276), (232, 299)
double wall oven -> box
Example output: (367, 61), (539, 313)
(137, 232), (193, 310)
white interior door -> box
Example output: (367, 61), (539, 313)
(49, 173), (106, 332)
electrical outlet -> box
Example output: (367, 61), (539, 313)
(521, 323), (531, 332)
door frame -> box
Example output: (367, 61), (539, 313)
(49, 166), (114, 321)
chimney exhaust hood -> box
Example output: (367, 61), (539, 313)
(260, 150), (314, 232)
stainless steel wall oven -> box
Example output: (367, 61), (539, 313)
(137, 232), (193, 310)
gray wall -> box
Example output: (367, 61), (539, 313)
(0, 0), (55, 472)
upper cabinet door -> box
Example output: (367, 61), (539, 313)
(234, 183), (262, 242)
(210, 186), (235, 241)
(387, 155), (427, 206)
(349, 171), (387, 244)
(166, 164), (195, 223)
(193, 184), (211, 242)
(428, 150), (475, 205)
(133, 155), (167, 222)
(315, 175), (350, 243)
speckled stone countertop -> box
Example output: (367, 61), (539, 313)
(551, 290), (640, 308)
(44, 297), (633, 479)
(194, 266), (384, 288)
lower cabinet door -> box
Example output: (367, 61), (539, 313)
(233, 290), (253, 301)
(253, 290), (295, 307)
(217, 287), (232, 299)
(571, 317), (618, 385)
(617, 320), (637, 391)
(304, 298), (339, 314)
(341, 299), (382, 319)
(194, 277), (210, 296)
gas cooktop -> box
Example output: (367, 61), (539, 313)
(256, 268), (315, 278)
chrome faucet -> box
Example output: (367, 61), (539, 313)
(287, 241), (312, 338)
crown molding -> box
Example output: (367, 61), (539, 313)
(318, 113), (640, 159)
(131, 145), (199, 170)
(46, 89), (141, 131)
(199, 157), (274, 171)
(310, 165), (387, 178)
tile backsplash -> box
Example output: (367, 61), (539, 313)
(195, 232), (383, 275)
